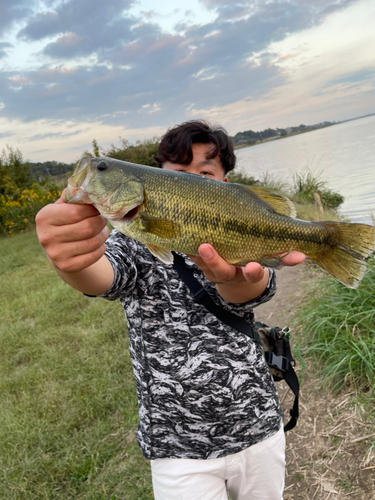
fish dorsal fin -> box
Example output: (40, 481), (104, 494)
(140, 215), (181, 239)
(145, 244), (174, 265)
(234, 184), (297, 217)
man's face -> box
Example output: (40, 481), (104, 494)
(162, 143), (227, 182)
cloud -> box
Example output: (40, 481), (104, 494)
(279, 53), (293, 60)
(1, 0), (363, 130)
(16, 0), (136, 60)
(140, 10), (158, 20)
(17, 0), (134, 41)
(27, 130), (84, 142)
(325, 69), (375, 87)
(0, 42), (13, 59)
(0, 0), (372, 164)
(0, 49), (285, 131)
(0, 131), (14, 139)
(0, 0), (32, 37)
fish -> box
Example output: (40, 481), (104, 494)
(65, 156), (375, 289)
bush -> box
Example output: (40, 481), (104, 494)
(0, 147), (61, 235)
(84, 138), (161, 168)
(292, 169), (344, 209)
(320, 190), (345, 209)
(226, 171), (257, 185)
(106, 138), (160, 167)
(0, 146), (33, 198)
(0, 183), (60, 236)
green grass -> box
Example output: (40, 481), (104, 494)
(258, 171), (290, 194)
(292, 168), (344, 209)
(0, 232), (153, 499)
(295, 255), (375, 395)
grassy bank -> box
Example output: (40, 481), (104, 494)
(295, 255), (375, 395)
(0, 232), (153, 499)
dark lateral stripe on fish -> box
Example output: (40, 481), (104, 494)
(222, 219), (329, 245)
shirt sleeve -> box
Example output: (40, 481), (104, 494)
(95, 230), (139, 301)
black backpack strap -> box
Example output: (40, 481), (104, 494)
(172, 252), (261, 345)
(277, 330), (299, 431)
(172, 252), (299, 432)
(283, 366), (299, 431)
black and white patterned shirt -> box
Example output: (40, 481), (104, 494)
(97, 230), (283, 460)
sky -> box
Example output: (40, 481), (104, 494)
(0, 0), (374, 163)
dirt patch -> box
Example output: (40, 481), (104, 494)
(255, 262), (375, 500)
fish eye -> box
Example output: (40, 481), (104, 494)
(97, 161), (108, 171)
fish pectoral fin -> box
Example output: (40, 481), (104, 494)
(233, 257), (283, 269)
(145, 244), (174, 265)
(232, 261), (249, 267)
(235, 184), (297, 218)
(140, 215), (181, 239)
(259, 249), (294, 269)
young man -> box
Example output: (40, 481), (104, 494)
(36, 120), (305, 500)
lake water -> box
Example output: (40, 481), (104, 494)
(235, 115), (375, 225)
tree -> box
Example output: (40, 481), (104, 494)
(104, 138), (160, 167)
(0, 146), (33, 197)
(81, 139), (102, 159)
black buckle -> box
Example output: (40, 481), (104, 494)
(192, 287), (210, 305)
(265, 351), (290, 372)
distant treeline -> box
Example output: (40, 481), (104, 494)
(229, 127), (285, 145)
(229, 121), (334, 146)
(29, 161), (75, 181)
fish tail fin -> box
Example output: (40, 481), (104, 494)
(310, 222), (375, 289)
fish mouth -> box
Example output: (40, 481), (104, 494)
(105, 202), (141, 222)
(122, 205), (140, 221)
(65, 184), (93, 204)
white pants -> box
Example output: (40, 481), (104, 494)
(151, 426), (285, 500)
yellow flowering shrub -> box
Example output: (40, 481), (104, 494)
(0, 185), (61, 235)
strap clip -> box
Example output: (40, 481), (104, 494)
(264, 351), (290, 372)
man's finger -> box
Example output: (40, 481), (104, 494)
(54, 219), (110, 244)
(41, 202), (101, 226)
(54, 189), (67, 205)
(243, 262), (265, 283)
(198, 244), (237, 282)
(280, 251), (306, 266)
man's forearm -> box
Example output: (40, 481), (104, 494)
(216, 268), (270, 303)
(55, 255), (114, 296)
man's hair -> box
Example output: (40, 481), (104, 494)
(155, 120), (236, 174)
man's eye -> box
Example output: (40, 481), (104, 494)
(201, 171), (213, 176)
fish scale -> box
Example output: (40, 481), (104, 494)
(65, 156), (375, 288)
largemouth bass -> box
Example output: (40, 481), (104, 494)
(65, 156), (375, 289)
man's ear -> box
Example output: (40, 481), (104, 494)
(224, 177), (228, 183)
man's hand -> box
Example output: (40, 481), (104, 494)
(35, 190), (114, 295)
(36, 190), (110, 273)
(188, 244), (306, 303)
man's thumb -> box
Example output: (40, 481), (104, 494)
(55, 189), (67, 204)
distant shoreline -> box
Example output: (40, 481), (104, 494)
(234, 112), (375, 150)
